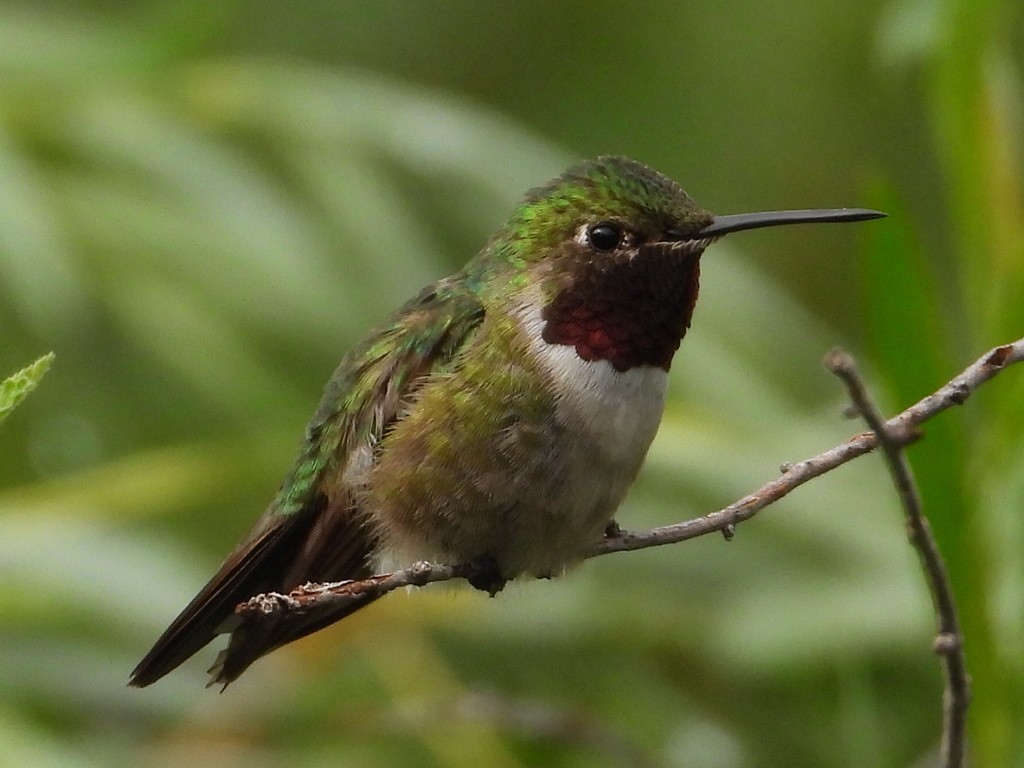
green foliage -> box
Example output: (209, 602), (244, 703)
(867, 1), (1024, 764)
(0, 353), (53, 425)
(0, 2), (1021, 767)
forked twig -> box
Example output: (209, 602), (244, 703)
(238, 338), (1023, 764)
(826, 349), (969, 768)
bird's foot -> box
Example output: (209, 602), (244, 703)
(604, 519), (623, 539)
(463, 554), (508, 597)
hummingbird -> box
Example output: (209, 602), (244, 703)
(129, 156), (883, 688)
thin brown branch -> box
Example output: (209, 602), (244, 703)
(238, 339), (1023, 656)
(588, 338), (1022, 555)
(239, 561), (465, 616)
(825, 349), (969, 768)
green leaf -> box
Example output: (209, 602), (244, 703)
(0, 353), (53, 425)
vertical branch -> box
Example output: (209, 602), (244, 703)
(825, 349), (969, 768)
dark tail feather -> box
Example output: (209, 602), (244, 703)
(128, 511), (319, 688)
(130, 496), (378, 688)
(206, 592), (381, 688)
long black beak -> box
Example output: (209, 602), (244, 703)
(697, 208), (885, 238)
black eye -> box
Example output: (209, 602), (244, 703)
(587, 223), (623, 251)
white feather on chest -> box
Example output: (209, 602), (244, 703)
(516, 302), (668, 472)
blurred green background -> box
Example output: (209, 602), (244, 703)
(2, 1), (1023, 766)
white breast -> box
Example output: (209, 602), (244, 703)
(515, 302), (668, 473)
